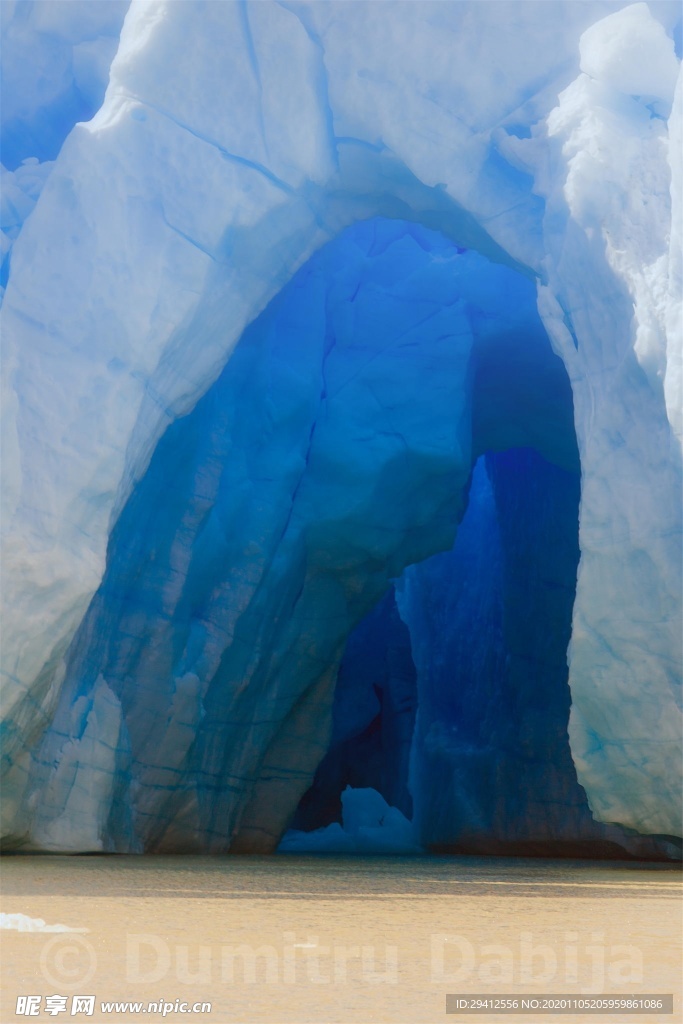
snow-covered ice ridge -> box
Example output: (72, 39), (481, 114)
(1, 1), (681, 856)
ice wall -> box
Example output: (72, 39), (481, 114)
(529, 4), (683, 835)
(1, 1), (681, 849)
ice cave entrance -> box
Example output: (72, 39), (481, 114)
(37, 216), (592, 856)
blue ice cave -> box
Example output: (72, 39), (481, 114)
(2, 0), (681, 863)
(19, 216), (669, 858)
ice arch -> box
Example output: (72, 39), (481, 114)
(18, 219), (583, 854)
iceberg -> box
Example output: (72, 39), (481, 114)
(1, 1), (681, 856)
(0, 913), (88, 934)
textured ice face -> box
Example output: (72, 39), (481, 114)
(579, 1), (679, 104)
(1, 1), (681, 852)
(0, 0), (129, 169)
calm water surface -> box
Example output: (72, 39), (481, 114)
(1, 855), (680, 1023)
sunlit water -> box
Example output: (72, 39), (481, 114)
(1, 855), (680, 1023)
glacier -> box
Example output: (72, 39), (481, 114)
(0, 0), (681, 857)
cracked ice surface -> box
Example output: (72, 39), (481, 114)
(1, 1), (681, 849)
